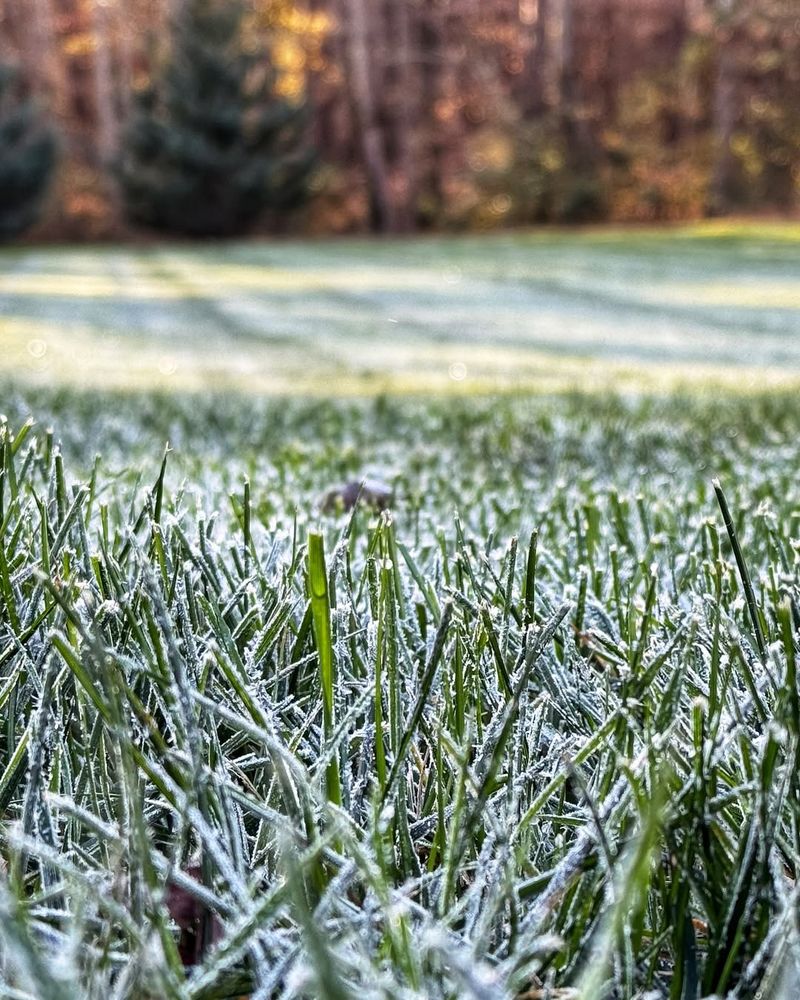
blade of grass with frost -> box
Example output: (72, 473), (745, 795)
(307, 531), (341, 807)
(382, 598), (453, 803)
(382, 509), (406, 617)
(2, 423), (19, 501)
(777, 601), (800, 857)
(574, 774), (664, 1000)
(152, 442), (169, 527)
(396, 538), (441, 621)
(502, 536), (518, 652)
(426, 720), (447, 872)
(452, 618), (466, 741)
(280, 836), (352, 1000)
(18, 653), (60, 879)
(376, 551), (400, 797)
(243, 477), (251, 571)
(0, 534), (19, 632)
(439, 726), (472, 916)
(118, 447), (168, 562)
(0, 724), (31, 814)
(53, 450), (67, 520)
(481, 603), (512, 697)
(450, 603), (571, 878)
(0, 883), (74, 1000)
(713, 478), (767, 660)
(704, 727), (782, 995)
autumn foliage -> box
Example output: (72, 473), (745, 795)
(0, 0), (798, 238)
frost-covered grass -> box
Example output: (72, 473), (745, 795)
(2, 386), (800, 998)
(1, 222), (800, 395)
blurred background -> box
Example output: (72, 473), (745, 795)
(1, 0), (798, 242)
(0, 0), (798, 397)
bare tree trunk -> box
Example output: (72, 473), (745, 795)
(709, 0), (741, 213)
(391, 0), (418, 230)
(532, 0), (549, 116)
(419, 0), (449, 223)
(30, 0), (56, 93)
(517, 0), (549, 118)
(557, 0), (582, 157)
(91, 0), (119, 164)
(306, 0), (340, 157)
(341, 0), (394, 231)
(116, 3), (134, 120)
(597, 0), (617, 124)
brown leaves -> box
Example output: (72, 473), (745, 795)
(166, 863), (223, 968)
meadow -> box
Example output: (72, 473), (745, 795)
(2, 226), (800, 999)
(1, 222), (800, 396)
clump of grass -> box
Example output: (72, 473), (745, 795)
(1, 388), (800, 998)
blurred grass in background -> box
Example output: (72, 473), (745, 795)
(1, 222), (798, 396)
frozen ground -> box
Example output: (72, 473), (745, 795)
(1, 221), (798, 394)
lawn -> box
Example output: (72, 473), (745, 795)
(2, 226), (800, 999)
(1, 221), (799, 395)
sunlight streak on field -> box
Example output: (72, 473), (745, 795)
(1, 225), (799, 395)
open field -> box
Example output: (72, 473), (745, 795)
(1, 222), (800, 395)
(3, 386), (800, 998)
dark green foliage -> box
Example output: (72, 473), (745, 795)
(119, 0), (314, 236)
(0, 64), (56, 240)
(477, 117), (607, 226)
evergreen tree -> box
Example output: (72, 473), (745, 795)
(119, 0), (314, 236)
(0, 64), (57, 240)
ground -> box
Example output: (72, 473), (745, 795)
(1, 221), (799, 395)
(2, 224), (800, 999)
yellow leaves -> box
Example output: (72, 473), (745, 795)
(257, 0), (330, 33)
(280, 7), (332, 37)
(252, 2), (333, 100)
(730, 132), (763, 178)
(466, 130), (514, 174)
(273, 37), (307, 71)
(541, 148), (564, 173)
(62, 31), (96, 58)
(272, 37), (307, 99)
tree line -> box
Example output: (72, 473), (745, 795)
(0, 0), (798, 239)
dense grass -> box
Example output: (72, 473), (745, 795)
(2, 386), (800, 998)
(1, 222), (800, 395)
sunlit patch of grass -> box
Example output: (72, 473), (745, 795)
(0, 267), (462, 299)
(3, 310), (800, 396)
(0, 272), (184, 299)
(1, 227), (800, 396)
(658, 282), (800, 309)
(553, 218), (800, 246)
(673, 218), (800, 242)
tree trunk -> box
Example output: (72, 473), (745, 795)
(390, 0), (417, 231)
(598, 0), (618, 124)
(419, 1), (448, 223)
(519, 0), (549, 118)
(91, 0), (119, 164)
(709, 0), (741, 213)
(341, 0), (394, 231)
(557, 0), (589, 161)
